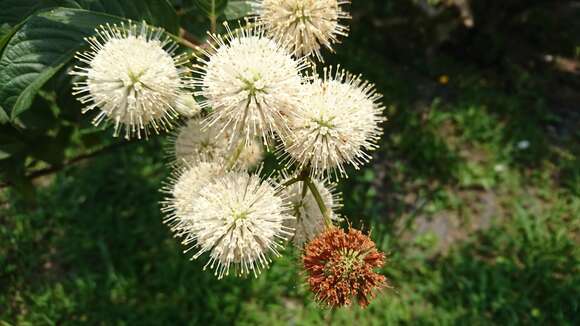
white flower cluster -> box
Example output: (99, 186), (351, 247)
(72, 2), (385, 279)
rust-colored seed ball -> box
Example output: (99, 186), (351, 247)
(303, 227), (387, 307)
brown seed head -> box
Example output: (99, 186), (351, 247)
(303, 227), (387, 307)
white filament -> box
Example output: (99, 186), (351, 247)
(71, 22), (193, 139)
(252, 0), (351, 61)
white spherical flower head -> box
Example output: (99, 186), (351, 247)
(193, 25), (309, 148)
(237, 138), (265, 169)
(252, 0), (351, 61)
(71, 23), (193, 139)
(282, 177), (342, 247)
(172, 118), (226, 163)
(160, 159), (225, 231)
(171, 117), (264, 170)
(174, 95), (202, 118)
(281, 68), (386, 178)
(184, 171), (293, 279)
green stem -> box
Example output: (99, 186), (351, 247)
(225, 97), (253, 170)
(209, 0), (217, 33)
(209, 14), (217, 34)
(278, 168), (332, 229)
(306, 177), (333, 229)
(300, 180), (309, 199)
(280, 167), (311, 189)
(226, 140), (246, 170)
(281, 176), (302, 188)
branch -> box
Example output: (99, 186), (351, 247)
(179, 28), (202, 48)
(0, 141), (136, 189)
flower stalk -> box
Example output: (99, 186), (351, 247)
(305, 177), (333, 229)
(226, 139), (247, 170)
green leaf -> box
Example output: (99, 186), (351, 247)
(15, 94), (58, 131)
(76, 0), (179, 34)
(195, 0), (228, 18)
(0, 104), (8, 124)
(0, 21), (24, 58)
(0, 9), (125, 121)
(224, 0), (252, 20)
(0, 0), (75, 26)
(0, 23), (10, 39)
(0, 0), (178, 33)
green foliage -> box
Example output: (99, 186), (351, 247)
(1, 0), (579, 324)
(0, 0), (66, 26)
(0, 0), (179, 31)
(194, 0), (228, 18)
(437, 205), (579, 324)
(224, 1), (252, 20)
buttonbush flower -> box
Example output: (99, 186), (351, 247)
(174, 94), (202, 118)
(171, 117), (264, 169)
(160, 159), (225, 230)
(179, 170), (293, 279)
(193, 24), (309, 147)
(303, 227), (387, 307)
(71, 22), (193, 139)
(281, 175), (342, 246)
(252, 0), (351, 61)
(281, 67), (385, 178)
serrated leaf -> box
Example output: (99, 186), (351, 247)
(224, 0), (253, 20)
(195, 0), (228, 18)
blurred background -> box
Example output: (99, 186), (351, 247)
(1, 0), (579, 324)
